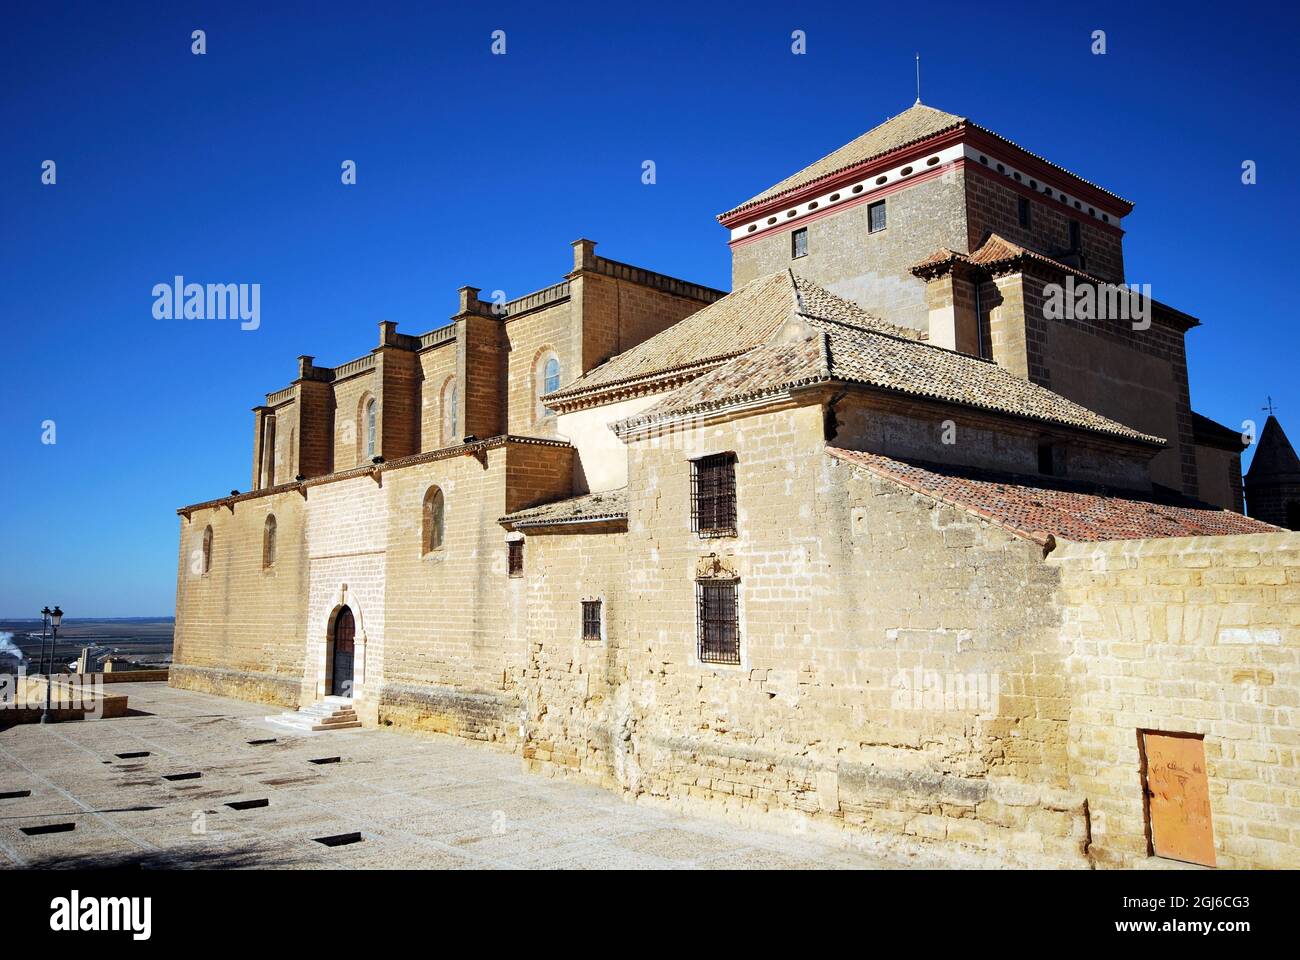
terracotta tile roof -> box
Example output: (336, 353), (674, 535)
(720, 103), (1132, 220)
(913, 234), (1200, 331)
(615, 272), (1163, 446)
(913, 232), (1104, 283)
(545, 270), (909, 405)
(827, 448), (1278, 544)
(722, 104), (966, 216)
(499, 488), (627, 529)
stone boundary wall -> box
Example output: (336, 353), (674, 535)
(378, 682), (521, 745)
(1051, 531), (1300, 869)
(170, 663), (302, 708)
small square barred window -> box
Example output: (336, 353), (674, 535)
(691, 452), (737, 538)
(507, 539), (524, 577)
(697, 580), (740, 665)
(581, 600), (602, 641)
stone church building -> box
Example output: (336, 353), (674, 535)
(173, 103), (1298, 869)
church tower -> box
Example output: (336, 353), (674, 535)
(1245, 415), (1300, 530)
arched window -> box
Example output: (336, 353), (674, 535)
(535, 351), (560, 421)
(423, 486), (445, 553)
(365, 397), (377, 459)
(263, 515), (277, 568)
(202, 525), (213, 574)
(441, 378), (458, 447)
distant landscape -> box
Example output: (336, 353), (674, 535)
(0, 617), (174, 673)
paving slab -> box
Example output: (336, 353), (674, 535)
(0, 682), (901, 870)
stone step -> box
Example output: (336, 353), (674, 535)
(264, 699), (361, 733)
(299, 701), (352, 712)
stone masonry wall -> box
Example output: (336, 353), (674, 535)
(964, 165), (1125, 284)
(171, 489), (309, 706)
(514, 405), (1087, 866)
(731, 170), (969, 332)
(1052, 532), (1300, 868)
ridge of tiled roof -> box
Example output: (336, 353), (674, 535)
(620, 273), (1164, 445)
(721, 104), (967, 217)
(912, 233), (1106, 284)
(719, 103), (1132, 220)
(1246, 416), (1300, 481)
(545, 270), (905, 406)
(499, 488), (628, 529)
(913, 234), (1200, 331)
(827, 448), (1280, 544)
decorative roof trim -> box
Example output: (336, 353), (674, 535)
(176, 435), (572, 515)
(912, 234), (1199, 332)
(498, 489), (629, 529)
(542, 353), (746, 410)
(612, 385), (816, 441)
(719, 118), (1133, 224)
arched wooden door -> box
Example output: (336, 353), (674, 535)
(330, 606), (355, 697)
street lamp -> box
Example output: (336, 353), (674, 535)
(39, 607), (51, 676)
(41, 606), (62, 725)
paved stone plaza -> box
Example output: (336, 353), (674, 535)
(0, 683), (896, 870)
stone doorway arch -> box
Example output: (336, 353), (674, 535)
(327, 605), (356, 698)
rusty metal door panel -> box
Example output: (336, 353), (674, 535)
(1143, 732), (1215, 867)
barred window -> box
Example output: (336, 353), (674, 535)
(868, 200), (887, 233)
(507, 539), (524, 577)
(581, 600), (602, 641)
(791, 227), (808, 259)
(697, 580), (739, 665)
(691, 452), (737, 538)
(1018, 196), (1031, 228)
(1068, 219), (1081, 251)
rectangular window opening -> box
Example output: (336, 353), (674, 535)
(791, 227), (808, 259)
(1018, 197), (1031, 228)
(691, 452), (737, 538)
(1038, 442), (1056, 476)
(508, 539), (524, 577)
(581, 600), (603, 641)
(697, 580), (740, 665)
(868, 200), (887, 233)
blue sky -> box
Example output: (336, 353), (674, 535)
(2, 1), (1297, 616)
